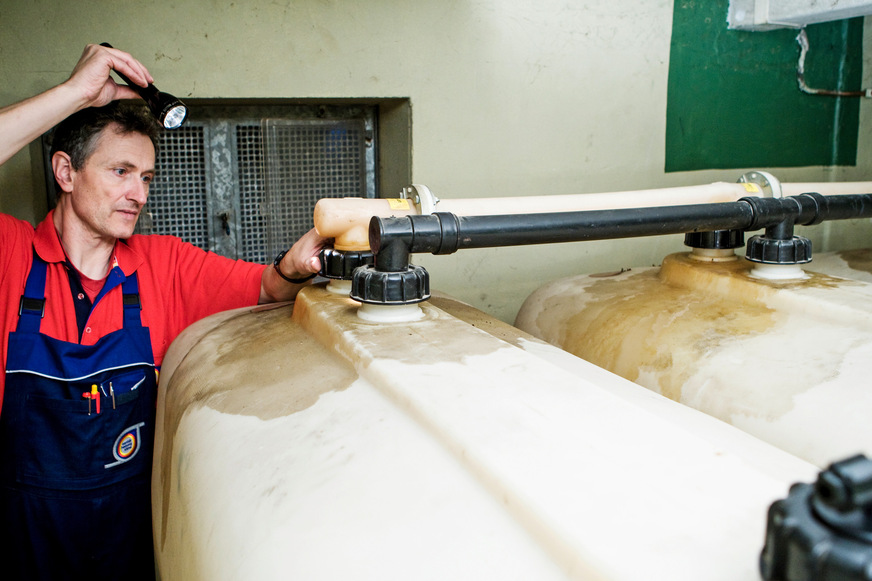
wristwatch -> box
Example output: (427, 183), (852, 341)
(273, 250), (316, 284)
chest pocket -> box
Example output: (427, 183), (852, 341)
(16, 366), (155, 490)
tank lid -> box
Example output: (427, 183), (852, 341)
(684, 230), (745, 250)
(745, 234), (812, 265)
(350, 264), (430, 305)
(319, 248), (375, 280)
(760, 454), (872, 581)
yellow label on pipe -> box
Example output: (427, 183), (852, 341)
(742, 183), (761, 193)
(388, 199), (412, 210)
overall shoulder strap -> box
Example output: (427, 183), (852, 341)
(16, 252), (47, 334)
(121, 270), (143, 328)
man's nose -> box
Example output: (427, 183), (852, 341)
(128, 179), (148, 205)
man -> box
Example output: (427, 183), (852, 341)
(0, 44), (327, 579)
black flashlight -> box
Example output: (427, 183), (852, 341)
(100, 42), (187, 129)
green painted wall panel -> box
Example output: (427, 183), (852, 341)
(665, 0), (863, 172)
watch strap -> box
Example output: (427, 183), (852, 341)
(273, 250), (317, 284)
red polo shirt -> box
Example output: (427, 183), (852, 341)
(0, 211), (267, 411)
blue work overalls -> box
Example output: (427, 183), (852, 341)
(0, 255), (158, 580)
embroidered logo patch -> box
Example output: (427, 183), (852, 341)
(105, 422), (146, 468)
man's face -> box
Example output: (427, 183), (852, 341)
(68, 123), (156, 241)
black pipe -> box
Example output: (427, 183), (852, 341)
(369, 193), (872, 271)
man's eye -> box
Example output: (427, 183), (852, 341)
(142, 175), (153, 184)
(114, 168), (127, 176)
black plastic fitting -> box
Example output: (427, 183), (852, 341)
(350, 264), (430, 305)
(739, 196), (803, 231)
(744, 213), (813, 265)
(798, 192), (828, 226)
(684, 230), (745, 250)
(761, 455), (872, 581)
(347, 215), (434, 304)
(369, 212), (462, 272)
(319, 248), (374, 280)
(745, 235), (813, 264)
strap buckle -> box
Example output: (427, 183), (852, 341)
(18, 297), (45, 318)
(123, 293), (142, 309)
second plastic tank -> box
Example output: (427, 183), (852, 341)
(515, 248), (872, 468)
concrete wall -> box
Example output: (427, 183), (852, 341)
(2, 0), (872, 322)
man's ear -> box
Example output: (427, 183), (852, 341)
(51, 151), (75, 194)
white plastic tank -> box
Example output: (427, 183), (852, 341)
(515, 249), (872, 469)
(152, 282), (816, 580)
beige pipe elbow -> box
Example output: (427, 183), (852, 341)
(313, 197), (419, 251)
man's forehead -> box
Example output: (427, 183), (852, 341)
(88, 124), (156, 166)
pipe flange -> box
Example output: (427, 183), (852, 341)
(684, 230), (745, 249)
(401, 184), (440, 215)
(350, 264), (430, 305)
(745, 235), (812, 264)
(319, 248), (375, 280)
(760, 455), (872, 581)
(739, 170), (783, 198)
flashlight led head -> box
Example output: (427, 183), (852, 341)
(162, 105), (187, 130)
(154, 93), (187, 129)
(139, 87), (188, 130)
(100, 42), (188, 130)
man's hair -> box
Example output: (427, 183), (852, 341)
(50, 101), (160, 179)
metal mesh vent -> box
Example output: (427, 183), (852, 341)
(138, 124), (210, 249)
(126, 108), (374, 261)
(236, 124), (268, 263)
(262, 119), (367, 258)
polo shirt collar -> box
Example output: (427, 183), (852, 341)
(33, 209), (145, 276)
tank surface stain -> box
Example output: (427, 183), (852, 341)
(661, 252), (855, 295)
(157, 302), (358, 547)
(837, 248), (872, 274)
(293, 286), (511, 369)
(164, 303), (357, 421)
(520, 253), (872, 431)
(551, 268), (777, 401)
